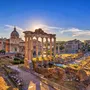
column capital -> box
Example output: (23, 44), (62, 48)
(54, 37), (56, 40)
(46, 37), (48, 39)
(31, 35), (33, 39)
(25, 36), (28, 40)
(25, 35), (27, 38)
(50, 36), (52, 39)
(46, 37), (48, 41)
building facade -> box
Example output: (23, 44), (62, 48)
(5, 27), (24, 54)
(84, 40), (90, 45)
(0, 38), (6, 51)
(56, 41), (65, 54)
(0, 27), (85, 55)
(5, 27), (42, 55)
(65, 39), (83, 53)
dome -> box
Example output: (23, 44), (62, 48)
(11, 27), (19, 38)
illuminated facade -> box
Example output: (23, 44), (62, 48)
(23, 28), (56, 68)
(5, 27), (24, 54)
(5, 27), (42, 55)
(0, 38), (6, 51)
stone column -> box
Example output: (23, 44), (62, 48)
(36, 37), (38, 58)
(10, 40), (11, 52)
(28, 36), (31, 61)
(58, 43), (60, 54)
(46, 37), (48, 57)
(50, 37), (52, 56)
(31, 36), (33, 60)
(5, 40), (8, 53)
(54, 37), (56, 56)
(41, 37), (44, 57)
(24, 36), (29, 68)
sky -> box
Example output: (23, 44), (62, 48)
(0, 0), (90, 41)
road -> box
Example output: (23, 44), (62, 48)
(9, 65), (55, 90)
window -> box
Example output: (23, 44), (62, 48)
(15, 48), (17, 51)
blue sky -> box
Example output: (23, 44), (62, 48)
(0, 0), (90, 41)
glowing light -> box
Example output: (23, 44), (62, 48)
(33, 24), (42, 30)
(27, 19), (46, 31)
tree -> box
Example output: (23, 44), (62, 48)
(0, 50), (5, 54)
(59, 45), (64, 50)
(88, 45), (90, 51)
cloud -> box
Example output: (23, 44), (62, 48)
(59, 28), (90, 37)
(4, 24), (90, 40)
(5, 25), (25, 39)
(32, 24), (62, 33)
(5, 25), (25, 31)
(60, 28), (82, 34)
(36, 24), (90, 38)
(72, 30), (90, 37)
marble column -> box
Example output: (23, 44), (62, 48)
(50, 37), (52, 56)
(31, 36), (33, 60)
(41, 37), (44, 57)
(28, 36), (31, 60)
(36, 37), (38, 58)
(46, 37), (48, 57)
(24, 36), (29, 68)
(54, 37), (56, 56)
(58, 44), (60, 54)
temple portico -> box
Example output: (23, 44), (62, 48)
(23, 28), (56, 68)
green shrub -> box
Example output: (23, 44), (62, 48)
(13, 57), (24, 64)
(13, 60), (20, 64)
(0, 50), (5, 54)
(74, 65), (78, 68)
(20, 60), (24, 64)
(14, 57), (20, 61)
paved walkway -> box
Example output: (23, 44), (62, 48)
(0, 53), (15, 58)
(9, 65), (55, 90)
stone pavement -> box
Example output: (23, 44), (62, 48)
(9, 65), (55, 90)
